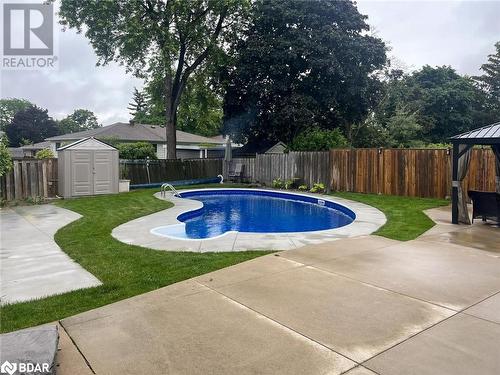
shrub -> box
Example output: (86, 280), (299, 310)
(298, 184), (308, 191)
(116, 142), (157, 160)
(284, 179), (294, 189)
(35, 148), (55, 159)
(0, 137), (12, 177)
(289, 128), (348, 151)
(310, 182), (326, 194)
(272, 178), (284, 189)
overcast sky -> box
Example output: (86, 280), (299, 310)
(1, 0), (499, 125)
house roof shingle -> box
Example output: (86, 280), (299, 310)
(20, 140), (53, 150)
(46, 122), (225, 145)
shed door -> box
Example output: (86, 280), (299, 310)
(93, 151), (114, 194)
(71, 151), (93, 196)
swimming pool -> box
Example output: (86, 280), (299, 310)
(151, 189), (355, 239)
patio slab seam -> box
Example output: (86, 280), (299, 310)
(359, 288), (500, 371)
(194, 280), (361, 367)
(461, 290), (500, 326)
(196, 264), (459, 365)
(58, 322), (96, 375)
(341, 366), (381, 375)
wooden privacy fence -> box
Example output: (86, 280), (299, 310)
(120, 158), (223, 185)
(330, 148), (496, 198)
(0, 158), (58, 201)
(223, 152), (330, 188)
(226, 148), (496, 199)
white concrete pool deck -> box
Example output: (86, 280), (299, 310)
(111, 189), (386, 252)
(0, 205), (101, 305)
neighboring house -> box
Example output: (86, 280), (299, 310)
(8, 147), (24, 158)
(20, 141), (53, 157)
(7, 141), (52, 158)
(265, 141), (287, 154)
(233, 140), (288, 157)
(45, 122), (236, 159)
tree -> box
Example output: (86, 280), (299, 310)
(384, 108), (423, 148)
(132, 69), (224, 136)
(373, 66), (478, 143)
(222, 0), (387, 146)
(473, 41), (500, 123)
(0, 98), (33, 132)
(6, 106), (59, 147)
(58, 0), (250, 158)
(0, 136), (12, 177)
(58, 109), (100, 134)
(128, 88), (149, 121)
(176, 71), (223, 136)
(474, 41), (500, 101)
(35, 149), (55, 159)
(289, 128), (348, 151)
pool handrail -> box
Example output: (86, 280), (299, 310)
(161, 183), (180, 198)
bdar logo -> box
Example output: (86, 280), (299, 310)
(0, 361), (17, 375)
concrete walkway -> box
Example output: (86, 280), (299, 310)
(0, 205), (101, 305)
(59, 207), (500, 375)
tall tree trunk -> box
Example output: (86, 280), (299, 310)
(165, 74), (177, 159)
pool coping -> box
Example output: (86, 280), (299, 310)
(111, 188), (387, 252)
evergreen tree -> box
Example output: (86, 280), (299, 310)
(127, 88), (149, 121)
(473, 41), (500, 121)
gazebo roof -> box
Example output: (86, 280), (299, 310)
(450, 121), (500, 145)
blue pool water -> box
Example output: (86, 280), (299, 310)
(153, 189), (355, 239)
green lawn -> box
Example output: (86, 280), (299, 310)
(1, 185), (448, 332)
(333, 192), (449, 241)
(0, 184), (267, 333)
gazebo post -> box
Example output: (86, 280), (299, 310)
(451, 142), (459, 224)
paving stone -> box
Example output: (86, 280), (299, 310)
(0, 325), (59, 375)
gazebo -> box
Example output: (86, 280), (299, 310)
(450, 121), (500, 224)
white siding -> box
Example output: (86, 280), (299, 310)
(156, 144), (166, 159)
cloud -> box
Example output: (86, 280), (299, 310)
(1, 16), (143, 124)
(356, 0), (500, 75)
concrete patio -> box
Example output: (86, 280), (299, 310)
(0, 205), (101, 305)
(57, 206), (500, 375)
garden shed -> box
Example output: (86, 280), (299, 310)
(58, 137), (119, 198)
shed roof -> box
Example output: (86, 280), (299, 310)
(58, 137), (117, 151)
(451, 122), (500, 144)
